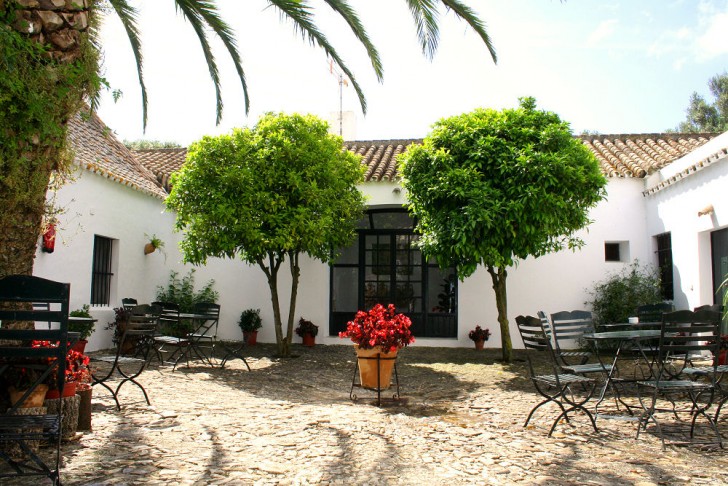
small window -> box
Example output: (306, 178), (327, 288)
(605, 243), (621, 262)
(91, 236), (114, 305)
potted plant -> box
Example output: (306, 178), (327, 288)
(468, 325), (491, 350)
(4, 366), (48, 408)
(69, 304), (96, 353)
(339, 303), (415, 390)
(238, 308), (262, 345)
(143, 233), (166, 258)
(295, 317), (318, 347)
(105, 307), (134, 354)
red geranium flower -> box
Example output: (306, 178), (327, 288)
(339, 303), (415, 353)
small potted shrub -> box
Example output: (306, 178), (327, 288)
(69, 304), (96, 353)
(468, 325), (491, 350)
(238, 308), (262, 345)
(295, 317), (319, 347)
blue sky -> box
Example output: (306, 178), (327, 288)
(96, 0), (728, 145)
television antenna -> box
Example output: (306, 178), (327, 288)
(328, 59), (349, 137)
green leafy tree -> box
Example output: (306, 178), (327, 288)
(0, 1), (497, 305)
(166, 112), (366, 357)
(675, 72), (728, 133)
(399, 97), (607, 362)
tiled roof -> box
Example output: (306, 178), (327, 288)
(67, 111), (167, 199)
(579, 133), (718, 178)
(133, 148), (188, 190)
(130, 133), (721, 191)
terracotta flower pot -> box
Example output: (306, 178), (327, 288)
(244, 330), (258, 345)
(355, 345), (398, 390)
(474, 339), (485, 350)
(144, 242), (156, 254)
(46, 381), (77, 400)
(72, 339), (88, 354)
(302, 333), (316, 347)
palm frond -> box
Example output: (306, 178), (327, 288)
(440, 0), (497, 63)
(174, 0), (224, 124)
(107, 0), (148, 129)
(405, 0), (440, 60)
(321, 0), (383, 81)
(269, 0), (368, 114)
(176, 0), (250, 115)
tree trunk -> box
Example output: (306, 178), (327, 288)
(284, 252), (300, 356)
(259, 254), (287, 356)
(488, 265), (512, 362)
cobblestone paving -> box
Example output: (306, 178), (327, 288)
(9, 344), (728, 485)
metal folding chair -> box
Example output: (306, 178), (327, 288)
(0, 275), (70, 486)
(516, 315), (598, 436)
(186, 302), (220, 366)
(636, 309), (723, 449)
(91, 304), (159, 410)
(152, 301), (189, 369)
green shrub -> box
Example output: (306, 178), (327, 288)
(69, 304), (95, 340)
(155, 269), (218, 313)
(585, 261), (663, 327)
(238, 309), (262, 334)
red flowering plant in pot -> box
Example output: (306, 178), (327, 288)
(468, 325), (491, 350)
(32, 340), (90, 399)
(339, 304), (415, 390)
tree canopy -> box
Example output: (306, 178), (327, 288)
(166, 112), (366, 356)
(399, 97), (607, 361)
(674, 72), (728, 133)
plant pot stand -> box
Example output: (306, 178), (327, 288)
(349, 351), (401, 407)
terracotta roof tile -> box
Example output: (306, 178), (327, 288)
(67, 111), (167, 199)
(579, 133), (717, 178)
(132, 133), (721, 189)
(133, 148), (188, 190)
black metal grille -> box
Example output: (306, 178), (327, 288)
(655, 232), (673, 301)
(91, 236), (113, 305)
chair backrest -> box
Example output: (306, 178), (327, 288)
(121, 297), (138, 311)
(516, 315), (560, 378)
(694, 304), (724, 313)
(0, 275), (70, 412)
(115, 304), (159, 358)
(152, 301), (182, 335)
(192, 302), (220, 336)
(657, 309), (721, 379)
(549, 310), (594, 352)
(635, 302), (674, 324)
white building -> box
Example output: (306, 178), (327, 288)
(32, 111), (728, 351)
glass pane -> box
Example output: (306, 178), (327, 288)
(371, 211), (413, 230)
(332, 267), (359, 312)
(429, 269), (457, 314)
(334, 239), (358, 265)
(364, 281), (390, 310)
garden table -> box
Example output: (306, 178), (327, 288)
(583, 329), (661, 420)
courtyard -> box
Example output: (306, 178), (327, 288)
(19, 343), (728, 485)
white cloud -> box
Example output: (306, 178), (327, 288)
(695, 12), (728, 59)
(587, 19), (618, 47)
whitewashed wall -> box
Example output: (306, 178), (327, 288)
(643, 132), (728, 310)
(34, 164), (682, 351)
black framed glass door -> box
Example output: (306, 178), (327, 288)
(330, 209), (457, 338)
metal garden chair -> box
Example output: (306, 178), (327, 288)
(91, 304), (159, 410)
(516, 315), (598, 437)
(636, 309), (723, 449)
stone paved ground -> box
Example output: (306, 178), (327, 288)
(5, 343), (728, 485)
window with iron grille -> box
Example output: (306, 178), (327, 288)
(91, 235), (114, 305)
(655, 232), (673, 301)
